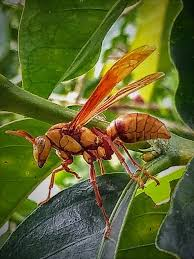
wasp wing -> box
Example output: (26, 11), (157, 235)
(93, 72), (164, 116)
(70, 45), (155, 129)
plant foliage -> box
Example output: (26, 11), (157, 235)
(0, 0), (194, 258)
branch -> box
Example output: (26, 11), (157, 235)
(0, 74), (107, 129)
(143, 133), (194, 176)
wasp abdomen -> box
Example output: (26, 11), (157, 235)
(106, 113), (170, 143)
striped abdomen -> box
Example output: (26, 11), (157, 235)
(106, 113), (170, 143)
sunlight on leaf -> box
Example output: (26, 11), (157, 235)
(131, 0), (169, 102)
(136, 166), (185, 204)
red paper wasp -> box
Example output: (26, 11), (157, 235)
(6, 45), (170, 237)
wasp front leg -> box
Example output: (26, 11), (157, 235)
(40, 151), (81, 205)
(39, 164), (65, 205)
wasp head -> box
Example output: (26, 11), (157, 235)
(33, 136), (51, 168)
(6, 130), (51, 168)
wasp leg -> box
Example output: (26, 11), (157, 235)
(93, 129), (144, 188)
(39, 159), (81, 206)
(116, 140), (160, 186)
(115, 140), (141, 168)
(39, 164), (64, 206)
(139, 166), (160, 186)
(56, 151), (81, 179)
(97, 158), (105, 175)
(89, 163), (111, 238)
(62, 159), (81, 179)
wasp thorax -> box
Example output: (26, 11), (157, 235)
(33, 136), (51, 168)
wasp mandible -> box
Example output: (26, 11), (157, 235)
(6, 45), (171, 238)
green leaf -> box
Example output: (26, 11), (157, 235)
(0, 229), (11, 250)
(10, 199), (37, 224)
(156, 158), (194, 258)
(116, 193), (173, 259)
(172, 0), (194, 129)
(129, 0), (182, 106)
(97, 180), (137, 258)
(0, 174), (129, 259)
(0, 118), (59, 227)
(19, 0), (137, 98)
(98, 178), (175, 259)
(136, 166), (185, 204)
(0, 199), (37, 248)
(0, 7), (9, 61)
(130, 0), (174, 102)
(151, 0), (182, 103)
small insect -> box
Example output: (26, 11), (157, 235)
(6, 46), (170, 238)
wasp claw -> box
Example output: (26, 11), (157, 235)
(72, 172), (81, 179)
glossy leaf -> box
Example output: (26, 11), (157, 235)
(98, 178), (175, 259)
(172, 0), (194, 129)
(157, 158), (194, 259)
(0, 118), (59, 227)
(0, 174), (129, 259)
(19, 0), (137, 98)
(97, 180), (137, 258)
(117, 193), (173, 259)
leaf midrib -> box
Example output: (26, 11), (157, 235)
(118, 242), (154, 251)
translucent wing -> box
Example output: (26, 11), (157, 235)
(94, 72), (164, 116)
(70, 45), (155, 129)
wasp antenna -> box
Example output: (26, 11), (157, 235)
(5, 130), (35, 144)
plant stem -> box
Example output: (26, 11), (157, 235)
(0, 74), (107, 129)
(145, 133), (194, 176)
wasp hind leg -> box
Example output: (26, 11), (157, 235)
(92, 128), (144, 188)
(116, 140), (160, 186)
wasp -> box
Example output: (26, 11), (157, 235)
(6, 46), (170, 237)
